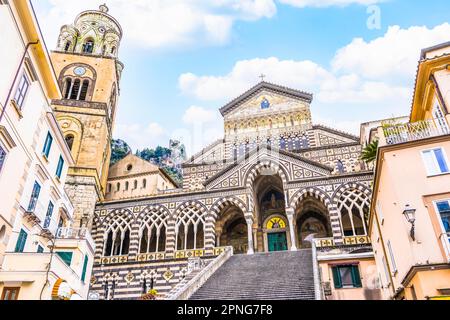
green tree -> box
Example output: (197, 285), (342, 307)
(361, 140), (379, 164)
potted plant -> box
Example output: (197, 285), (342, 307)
(139, 289), (158, 300)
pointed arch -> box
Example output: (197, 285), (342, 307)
(102, 210), (134, 256)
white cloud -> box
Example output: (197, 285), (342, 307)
(178, 23), (450, 106)
(278, 0), (384, 8)
(332, 23), (450, 79)
(183, 106), (220, 125)
(33, 0), (277, 49)
(114, 121), (166, 151)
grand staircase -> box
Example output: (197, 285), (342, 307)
(189, 249), (316, 300)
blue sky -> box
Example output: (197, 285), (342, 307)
(32, 0), (450, 155)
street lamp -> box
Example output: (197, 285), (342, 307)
(402, 204), (416, 241)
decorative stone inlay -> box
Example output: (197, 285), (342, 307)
(163, 269), (174, 281)
(125, 271), (135, 284)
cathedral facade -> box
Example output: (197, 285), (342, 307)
(89, 81), (375, 300)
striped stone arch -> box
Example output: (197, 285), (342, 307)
(135, 204), (171, 222)
(210, 196), (248, 219)
(243, 159), (290, 190)
(331, 182), (372, 205)
(173, 200), (209, 217)
(101, 208), (136, 228)
(289, 187), (333, 211)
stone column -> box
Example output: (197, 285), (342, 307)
(204, 213), (216, 256)
(128, 220), (140, 260)
(245, 214), (254, 255)
(329, 205), (344, 245)
(286, 208), (298, 251)
(165, 215), (177, 258)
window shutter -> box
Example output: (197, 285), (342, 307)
(81, 255), (88, 282)
(15, 229), (27, 253)
(56, 252), (73, 266)
(332, 267), (342, 289)
(351, 266), (362, 288)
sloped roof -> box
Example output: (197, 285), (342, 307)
(219, 81), (313, 116)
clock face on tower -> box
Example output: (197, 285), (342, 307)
(74, 67), (86, 76)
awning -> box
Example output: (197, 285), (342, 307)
(51, 279), (73, 300)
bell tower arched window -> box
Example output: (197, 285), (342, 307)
(63, 77), (90, 101)
(64, 41), (71, 52)
(82, 39), (94, 54)
(65, 134), (74, 151)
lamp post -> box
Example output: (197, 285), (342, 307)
(402, 204), (416, 241)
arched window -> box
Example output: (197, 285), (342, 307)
(134, 180), (138, 190)
(65, 134), (74, 151)
(69, 79), (81, 100)
(176, 206), (205, 250)
(103, 213), (133, 256)
(125, 181), (129, 191)
(79, 80), (89, 101)
(280, 137), (286, 150)
(64, 78), (72, 99)
(116, 183), (120, 192)
(82, 39), (94, 54)
(338, 189), (370, 236)
(142, 179), (147, 189)
(107, 184), (112, 193)
(139, 209), (168, 253)
(111, 46), (116, 54)
(64, 41), (71, 52)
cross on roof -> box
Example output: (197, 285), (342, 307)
(259, 74), (266, 82)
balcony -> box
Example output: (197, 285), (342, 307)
(0, 252), (86, 297)
(56, 227), (95, 251)
(380, 118), (450, 146)
(314, 236), (373, 258)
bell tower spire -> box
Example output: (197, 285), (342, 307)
(50, 6), (124, 228)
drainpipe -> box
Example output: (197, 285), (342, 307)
(0, 39), (39, 123)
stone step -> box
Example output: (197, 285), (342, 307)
(189, 249), (316, 300)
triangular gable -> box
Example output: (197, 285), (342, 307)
(204, 145), (333, 191)
(109, 153), (159, 178)
(220, 81), (313, 117)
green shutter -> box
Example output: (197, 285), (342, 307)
(56, 252), (73, 266)
(351, 266), (362, 288)
(15, 229), (27, 253)
(332, 267), (342, 289)
(81, 255), (88, 282)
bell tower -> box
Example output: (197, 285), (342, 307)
(50, 4), (124, 228)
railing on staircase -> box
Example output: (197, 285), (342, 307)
(166, 246), (234, 300)
(311, 240), (322, 300)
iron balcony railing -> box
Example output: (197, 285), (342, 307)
(56, 227), (95, 250)
(383, 118), (450, 145)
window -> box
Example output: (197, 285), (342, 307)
(332, 265), (362, 289)
(0, 143), (6, 173)
(82, 39), (94, 54)
(64, 41), (71, 52)
(42, 132), (53, 158)
(116, 182), (120, 192)
(125, 181), (129, 191)
(15, 229), (27, 253)
(37, 245), (44, 253)
(81, 255), (88, 282)
(1, 287), (20, 300)
(56, 156), (64, 179)
(382, 256), (390, 285)
(69, 79), (81, 100)
(27, 181), (41, 212)
(142, 179), (147, 189)
(64, 78), (72, 99)
(387, 240), (397, 273)
(79, 80), (89, 101)
(13, 73), (30, 109)
(436, 200), (450, 236)
(107, 183), (112, 193)
(134, 180), (138, 189)
(56, 251), (73, 266)
(422, 148), (449, 176)
(65, 134), (74, 151)
(43, 201), (54, 229)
